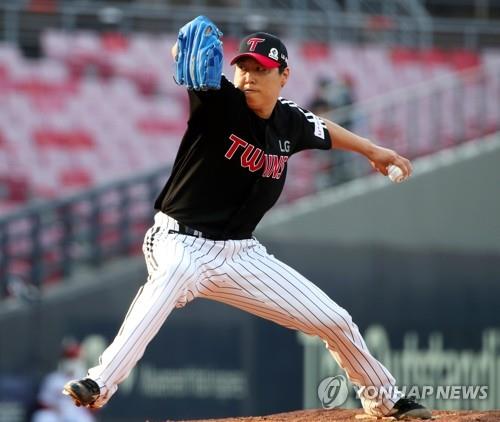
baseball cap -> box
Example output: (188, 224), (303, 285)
(230, 32), (288, 69)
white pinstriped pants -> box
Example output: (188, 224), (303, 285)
(88, 212), (401, 416)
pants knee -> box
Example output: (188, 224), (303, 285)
(316, 308), (358, 343)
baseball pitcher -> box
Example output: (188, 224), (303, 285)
(63, 16), (430, 420)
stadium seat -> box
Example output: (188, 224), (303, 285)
(33, 129), (95, 149)
(450, 50), (481, 70)
(59, 167), (93, 190)
(420, 47), (449, 66)
(101, 32), (130, 52)
(300, 41), (330, 60)
(390, 46), (420, 65)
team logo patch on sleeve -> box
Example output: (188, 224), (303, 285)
(279, 98), (327, 140)
(304, 111), (327, 139)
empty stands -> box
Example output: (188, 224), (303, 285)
(0, 31), (499, 216)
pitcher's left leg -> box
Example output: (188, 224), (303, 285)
(259, 254), (402, 416)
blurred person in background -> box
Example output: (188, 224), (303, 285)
(308, 74), (356, 186)
(32, 339), (95, 422)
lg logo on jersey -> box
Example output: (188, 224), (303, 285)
(225, 134), (288, 179)
(278, 139), (290, 153)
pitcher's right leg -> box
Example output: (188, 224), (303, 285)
(66, 223), (207, 408)
(195, 239), (401, 417)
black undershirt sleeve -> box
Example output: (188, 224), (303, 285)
(187, 75), (242, 116)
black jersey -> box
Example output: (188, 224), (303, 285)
(154, 76), (331, 239)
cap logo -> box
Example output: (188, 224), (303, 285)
(246, 37), (265, 52)
(268, 47), (279, 61)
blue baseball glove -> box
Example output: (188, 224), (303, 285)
(174, 16), (223, 90)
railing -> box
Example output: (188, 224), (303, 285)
(0, 165), (169, 299)
(1, 1), (500, 49)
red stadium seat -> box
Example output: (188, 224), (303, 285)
(0, 175), (30, 202)
(59, 167), (93, 189)
(0, 63), (8, 80)
(450, 50), (481, 70)
(137, 117), (185, 135)
(420, 48), (449, 67)
(300, 42), (330, 60)
(101, 32), (130, 52)
(390, 47), (420, 65)
(34, 129), (95, 149)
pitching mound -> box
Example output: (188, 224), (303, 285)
(175, 408), (500, 421)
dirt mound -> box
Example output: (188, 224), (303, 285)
(174, 408), (500, 421)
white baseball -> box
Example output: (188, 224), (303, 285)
(387, 165), (406, 183)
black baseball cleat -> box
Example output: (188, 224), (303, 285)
(62, 378), (101, 408)
(388, 397), (432, 419)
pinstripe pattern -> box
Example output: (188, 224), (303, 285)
(87, 212), (400, 415)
